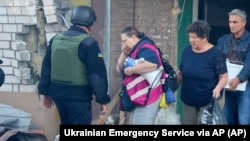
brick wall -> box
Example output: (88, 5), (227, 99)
(109, 0), (178, 109)
(0, 0), (179, 96)
(0, 0), (37, 92)
(0, 0), (180, 124)
(0, 0), (73, 92)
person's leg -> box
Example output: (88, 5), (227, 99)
(182, 103), (198, 124)
(66, 101), (92, 124)
(223, 90), (237, 124)
(54, 100), (92, 124)
(237, 85), (250, 124)
(131, 98), (160, 124)
(53, 100), (69, 124)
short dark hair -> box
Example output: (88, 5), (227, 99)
(186, 20), (210, 39)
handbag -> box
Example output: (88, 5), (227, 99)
(197, 98), (227, 125)
(119, 84), (135, 112)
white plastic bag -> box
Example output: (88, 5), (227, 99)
(154, 105), (181, 125)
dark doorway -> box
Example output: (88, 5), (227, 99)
(198, 0), (250, 44)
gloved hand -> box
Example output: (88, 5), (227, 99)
(124, 57), (135, 68)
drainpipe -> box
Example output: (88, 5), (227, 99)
(104, 0), (111, 94)
(133, 0), (136, 26)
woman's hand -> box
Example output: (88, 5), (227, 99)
(212, 88), (221, 99)
(121, 43), (130, 56)
(124, 67), (134, 76)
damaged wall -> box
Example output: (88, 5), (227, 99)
(0, 0), (181, 124)
(0, 0), (74, 92)
(0, 0), (180, 97)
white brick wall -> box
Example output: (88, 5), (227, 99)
(14, 68), (31, 79)
(1, 58), (11, 65)
(1, 66), (14, 75)
(12, 59), (28, 68)
(29, 16), (37, 24)
(4, 75), (21, 84)
(19, 84), (37, 92)
(0, 0), (14, 6)
(0, 0), (67, 93)
(7, 7), (22, 16)
(3, 50), (15, 58)
(44, 6), (56, 15)
(13, 84), (19, 92)
(13, 34), (24, 40)
(0, 16), (8, 23)
(46, 14), (58, 23)
(8, 16), (15, 23)
(20, 68), (31, 79)
(0, 41), (10, 49)
(21, 7), (36, 16)
(0, 84), (13, 92)
(11, 40), (27, 50)
(15, 16), (37, 24)
(42, 0), (55, 6)
(3, 24), (18, 32)
(0, 7), (7, 15)
(17, 25), (31, 33)
(0, 33), (11, 40)
(16, 50), (30, 61)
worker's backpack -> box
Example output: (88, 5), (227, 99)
(142, 43), (178, 92)
(160, 56), (178, 92)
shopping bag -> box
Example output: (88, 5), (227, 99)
(154, 105), (181, 125)
(198, 98), (227, 125)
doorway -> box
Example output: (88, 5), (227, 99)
(198, 0), (250, 44)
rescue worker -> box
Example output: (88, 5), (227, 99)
(38, 5), (110, 124)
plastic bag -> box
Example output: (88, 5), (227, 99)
(0, 126), (48, 141)
(166, 88), (176, 104)
(159, 88), (176, 109)
(198, 98), (227, 125)
(159, 93), (168, 109)
(154, 105), (181, 125)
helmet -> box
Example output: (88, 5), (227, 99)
(70, 5), (97, 27)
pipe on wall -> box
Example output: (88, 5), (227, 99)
(104, 0), (111, 94)
(133, 0), (136, 26)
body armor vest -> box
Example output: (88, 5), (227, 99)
(51, 33), (89, 86)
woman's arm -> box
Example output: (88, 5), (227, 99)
(116, 44), (130, 73)
(116, 53), (127, 73)
(124, 61), (157, 76)
(176, 70), (183, 88)
(213, 73), (228, 99)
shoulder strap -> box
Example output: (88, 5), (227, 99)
(132, 43), (163, 65)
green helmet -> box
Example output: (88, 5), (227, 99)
(70, 5), (97, 27)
